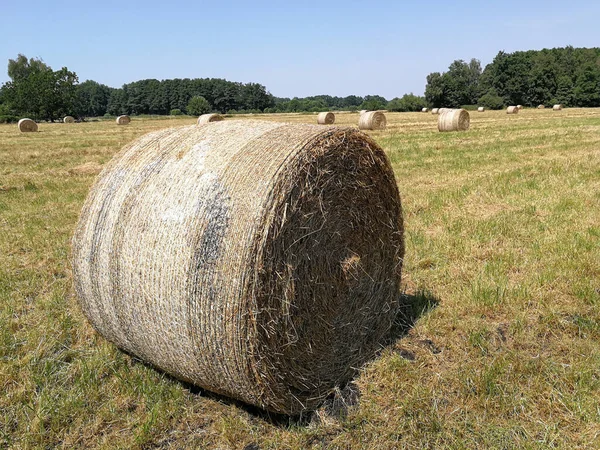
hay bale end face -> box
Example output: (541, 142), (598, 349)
(438, 108), (470, 132)
(358, 111), (387, 130)
(71, 121), (404, 415)
(553, 104), (563, 111)
(116, 115), (131, 125)
(507, 106), (519, 114)
(431, 108), (439, 114)
(477, 107), (485, 112)
(18, 118), (38, 132)
(317, 112), (335, 125)
(197, 113), (224, 124)
(64, 116), (75, 123)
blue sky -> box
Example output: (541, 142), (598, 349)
(2, 0), (599, 99)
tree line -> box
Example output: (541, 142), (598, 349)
(425, 47), (600, 109)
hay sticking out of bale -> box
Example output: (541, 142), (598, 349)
(116, 115), (131, 125)
(358, 111), (387, 130)
(317, 112), (335, 125)
(18, 118), (38, 132)
(477, 107), (485, 112)
(438, 108), (470, 132)
(197, 113), (224, 124)
(538, 105), (546, 109)
(64, 116), (75, 123)
(431, 108), (439, 114)
(71, 121), (404, 415)
(553, 104), (563, 111)
(507, 106), (519, 114)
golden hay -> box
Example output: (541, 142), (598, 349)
(197, 113), (224, 124)
(63, 116), (75, 124)
(18, 118), (38, 132)
(71, 121), (404, 415)
(358, 111), (386, 130)
(438, 108), (470, 132)
(317, 112), (335, 125)
(507, 106), (519, 114)
(116, 115), (131, 125)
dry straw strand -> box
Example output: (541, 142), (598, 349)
(358, 111), (387, 130)
(18, 118), (38, 132)
(197, 113), (224, 124)
(438, 108), (470, 132)
(64, 116), (75, 123)
(71, 121), (404, 415)
(317, 112), (335, 125)
(553, 104), (563, 111)
(116, 115), (131, 125)
(507, 106), (519, 114)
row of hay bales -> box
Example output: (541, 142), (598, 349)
(17, 115), (132, 132)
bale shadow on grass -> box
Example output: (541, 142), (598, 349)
(128, 290), (440, 428)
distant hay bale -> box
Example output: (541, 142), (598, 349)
(359, 110), (368, 115)
(477, 107), (485, 112)
(18, 118), (38, 132)
(197, 113), (224, 124)
(553, 104), (563, 111)
(358, 111), (387, 130)
(71, 120), (404, 415)
(438, 108), (451, 114)
(538, 105), (546, 109)
(317, 112), (335, 125)
(517, 105), (523, 110)
(431, 108), (439, 114)
(421, 107), (429, 113)
(116, 115), (131, 125)
(438, 108), (470, 132)
(507, 106), (519, 114)
(63, 116), (75, 124)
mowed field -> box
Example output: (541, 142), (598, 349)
(1, 109), (599, 449)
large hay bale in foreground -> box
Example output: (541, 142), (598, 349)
(317, 112), (335, 125)
(198, 113), (224, 124)
(18, 118), (38, 132)
(116, 115), (131, 125)
(359, 109), (368, 115)
(358, 111), (387, 130)
(431, 108), (439, 114)
(553, 104), (563, 111)
(72, 121), (404, 415)
(507, 106), (519, 114)
(438, 108), (470, 132)
(64, 116), (75, 123)
(477, 107), (485, 112)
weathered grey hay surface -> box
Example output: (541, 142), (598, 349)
(317, 112), (335, 125)
(477, 107), (485, 112)
(64, 116), (75, 123)
(431, 108), (439, 114)
(507, 106), (519, 114)
(358, 111), (386, 130)
(18, 118), (37, 132)
(71, 121), (404, 415)
(438, 108), (470, 132)
(553, 104), (563, 111)
(116, 115), (131, 125)
(198, 113), (223, 124)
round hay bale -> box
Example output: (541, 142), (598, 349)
(116, 115), (131, 125)
(438, 108), (470, 132)
(421, 107), (429, 113)
(358, 111), (387, 130)
(18, 118), (38, 132)
(71, 121), (404, 415)
(359, 109), (368, 115)
(517, 105), (523, 110)
(538, 104), (546, 109)
(317, 112), (335, 125)
(431, 108), (439, 115)
(198, 113), (224, 125)
(507, 106), (519, 114)
(63, 116), (75, 123)
(553, 104), (563, 111)
(477, 107), (485, 112)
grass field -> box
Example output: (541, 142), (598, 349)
(1, 109), (599, 449)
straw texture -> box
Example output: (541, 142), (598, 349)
(507, 106), (519, 114)
(71, 121), (404, 415)
(116, 115), (131, 125)
(553, 104), (563, 111)
(358, 111), (387, 130)
(198, 114), (224, 124)
(317, 112), (335, 125)
(477, 107), (485, 112)
(18, 118), (37, 132)
(64, 116), (75, 123)
(438, 108), (470, 132)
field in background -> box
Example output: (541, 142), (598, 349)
(1, 109), (599, 449)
